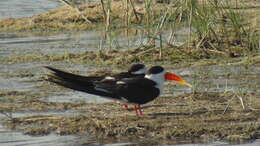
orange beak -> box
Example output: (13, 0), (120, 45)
(165, 72), (192, 87)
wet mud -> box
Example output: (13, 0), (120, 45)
(2, 92), (260, 144)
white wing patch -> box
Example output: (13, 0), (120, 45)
(121, 97), (129, 103)
(94, 87), (110, 93)
(116, 81), (126, 84)
(104, 76), (115, 80)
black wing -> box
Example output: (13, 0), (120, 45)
(94, 77), (160, 104)
(112, 72), (145, 80)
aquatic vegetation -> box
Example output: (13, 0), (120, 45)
(0, 1), (258, 36)
(0, 0), (258, 64)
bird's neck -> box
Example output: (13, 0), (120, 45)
(145, 74), (164, 95)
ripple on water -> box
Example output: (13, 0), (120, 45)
(43, 91), (111, 104)
(0, 110), (79, 120)
(0, 78), (41, 92)
(0, 125), (79, 146)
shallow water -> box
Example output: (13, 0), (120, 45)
(0, 29), (186, 57)
(0, 0), (61, 19)
(0, 0), (260, 145)
(0, 31), (102, 56)
(43, 91), (111, 103)
(177, 139), (260, 146)
(0, 110), (79, 119)
(168, 65), (260, 96)
(0, 125), (83, 146)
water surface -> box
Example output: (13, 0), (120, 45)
(0, 0), (259, 145)
(0, 0), (61, 19)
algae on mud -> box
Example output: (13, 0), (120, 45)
(1, 92), (260, 143)
(2, 46), (258, 67)
(1, 61), (259, 144)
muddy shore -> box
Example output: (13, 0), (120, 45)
(0, 0), (259, 145)
(1, 91), (259, 144)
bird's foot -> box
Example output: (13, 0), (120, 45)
(134, 105), (143, 116)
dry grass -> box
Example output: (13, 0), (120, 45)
(2, 92), (259, 143)
(1, 44), (255, 68)
(0, 1), (166, 31)
(0, 0), (257, 31)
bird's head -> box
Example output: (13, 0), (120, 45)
(145, 66), (192, 87)
(128, 64), (147, 75)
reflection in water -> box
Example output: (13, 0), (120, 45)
(0, 28), (188, 57)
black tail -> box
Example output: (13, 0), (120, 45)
(44, 66), (113, 97)
(45, 66), (96, 92)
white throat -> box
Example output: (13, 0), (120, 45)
(145, 71), (165, 95)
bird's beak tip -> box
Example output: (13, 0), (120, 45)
(165, 72), (192, 87)
(181, 80), (192, 87)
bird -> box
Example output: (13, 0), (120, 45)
(45, 63), (146, 82)
(45, 64), (146, 109)
(46, 65), (191, 116)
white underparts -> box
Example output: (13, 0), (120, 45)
(145, 71), (165, 96)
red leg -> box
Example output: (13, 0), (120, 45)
(138, 105), (143, 115)
(123, 104), (129, 110)
(134, 105), (139, 116)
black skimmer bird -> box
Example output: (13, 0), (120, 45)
(45, 64), (146, 109)
(46, 65), (191, 116)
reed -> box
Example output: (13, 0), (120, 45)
(101, 0), (107, 19)
(171, 0), (260, 54)
(58, 0), (92, 23)
(3, 0), (256, 57)
(124, 0), (129, 27)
